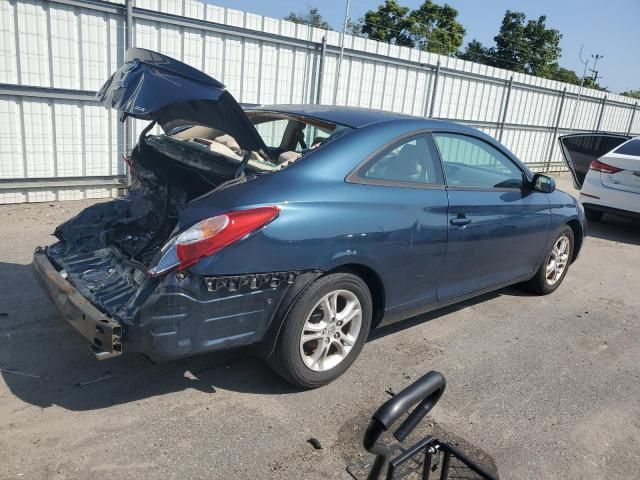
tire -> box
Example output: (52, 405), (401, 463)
(585, 207), (604, 222)
(268, 272), (373, 388)
(525, 226), (574, 295)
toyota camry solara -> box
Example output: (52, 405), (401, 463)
(33, 48), (586, 388)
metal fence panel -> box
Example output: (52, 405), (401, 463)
(1, 0), (639, 203)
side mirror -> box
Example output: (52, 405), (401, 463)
(531, 173), (555, 193)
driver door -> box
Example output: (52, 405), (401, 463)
(434, 132), (551, 301)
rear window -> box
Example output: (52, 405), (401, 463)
(614, 138), (640, 156)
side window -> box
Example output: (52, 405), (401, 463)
(359, 135), (444, 185)
(252, 119), (290, 150)
(433, 133), (524, 189)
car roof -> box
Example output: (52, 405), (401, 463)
(245, 104), (463, 130)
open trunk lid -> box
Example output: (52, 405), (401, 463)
(558, 133), (630, 189)
(97, 48), (269, 154)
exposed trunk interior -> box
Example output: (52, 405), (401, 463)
(45, 130), (252, 320)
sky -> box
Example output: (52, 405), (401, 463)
(207, 0), (639, 94)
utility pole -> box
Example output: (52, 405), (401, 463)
(333, 0), (351, 104)
(589, 53), (603, 86)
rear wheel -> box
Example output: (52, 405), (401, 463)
(268, 273), (372, 388)
(525, 226), (574, 295)
(585, 206), (604, 222)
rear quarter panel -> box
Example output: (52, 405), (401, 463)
(181, 120), (449, 310)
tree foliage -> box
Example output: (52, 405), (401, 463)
(458, 10), (584, 85)
(552, 67), (580, 85)
(284, 7), (331, 29)
(361, 0), (413, 46)
(491, 11), (561, 77)
(286, 4), (617, 92)
(621, 90), (640, 99)
(361, 0), (465, 55)
(458, 39), (489, 63)
(551, 67), (605, 90)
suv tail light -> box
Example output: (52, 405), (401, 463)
(148, 206), (279, 277)
(589, 159), (623, 174)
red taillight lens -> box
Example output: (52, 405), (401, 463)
(589, 159), (623, 174)
(176, 207), (279, 269)
(148, 206), (279, 276)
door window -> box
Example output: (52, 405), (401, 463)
(433, 133), (524, 189)
(359, 135), (444, 185)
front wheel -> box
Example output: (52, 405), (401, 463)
(268, 273), (372, 388)
(525, 226), (574, 295)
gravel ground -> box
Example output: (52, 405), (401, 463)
(0, 174), (639, 479)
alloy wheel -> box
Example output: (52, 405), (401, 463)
(545, 235), (570, 286)
(299, 289), (363, 372)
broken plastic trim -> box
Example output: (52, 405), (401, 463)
(204, 271), (301, 292)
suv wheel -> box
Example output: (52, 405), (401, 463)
(269, 273), (372, 388)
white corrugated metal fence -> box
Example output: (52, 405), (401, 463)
(1, 0), (638, 203)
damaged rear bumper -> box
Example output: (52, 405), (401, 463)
(32, 248), (123, 359)
(34, 247), (321, 361)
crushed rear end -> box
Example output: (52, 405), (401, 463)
(32, 48), (306, 361)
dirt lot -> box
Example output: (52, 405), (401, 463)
(1, 175), (639, 480)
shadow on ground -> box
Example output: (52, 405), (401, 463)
(586, 214), (640, 246)
(4, 211), (637, 412)
(0, 260), (306, 411)
(0, 257), (535, 412)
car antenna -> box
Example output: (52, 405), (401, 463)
(234, 152), (252, 178)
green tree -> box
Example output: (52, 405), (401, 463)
(551, 67), (605, 90)
(492, 11), (561, 78)
(346, 17), (365, 37)
(361, 0), (413, 46)
(407, 1), (465, 55)
(552, 67), (580, 85)
(458, 39), (489, 63)
(621, 89), (640, 99)
(361, 0), (465, 54)
(284, 7), (331, 29)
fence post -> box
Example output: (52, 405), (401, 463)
(124, 0), (133, 158)
(596, 95), (607, 132)
(627, 103), (638, 135)
(315, 36), (326, 104)
(498, 76), (513, 142)
(428, 61), (441, 118)
(545, 87), (567, 173)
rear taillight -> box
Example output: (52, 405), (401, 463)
(148, 206), (279, 277)
(589, 159), (623, 174)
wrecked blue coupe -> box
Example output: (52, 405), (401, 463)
(33, 49), (585, 388)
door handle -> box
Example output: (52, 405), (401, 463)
(450, 215), (471, 227)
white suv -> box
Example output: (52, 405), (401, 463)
(560, 134), (640, 222)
